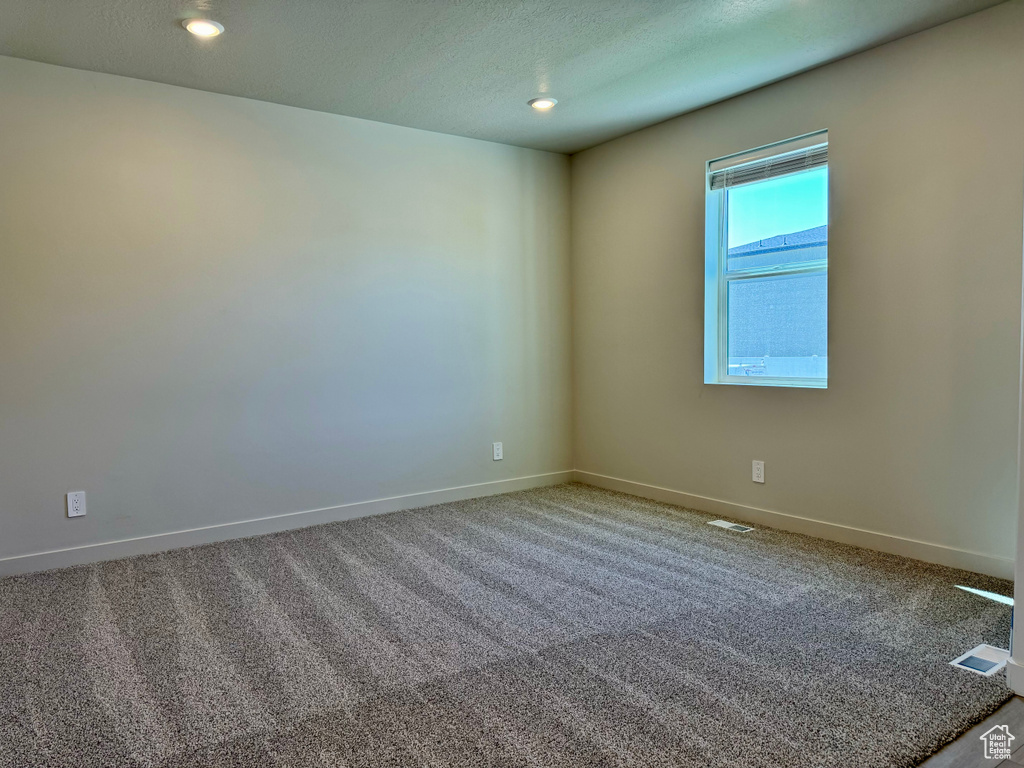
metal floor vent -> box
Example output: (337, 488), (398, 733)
(708, 520), (755, 533)
(950, 644), (1009, 677)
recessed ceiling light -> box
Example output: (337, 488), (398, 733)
(182, 19), (224, 38)
(528, 97), (557, 111)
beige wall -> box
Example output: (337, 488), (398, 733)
(571, 1), (1024, 568)
(0, 56), (572, 563)
(3, 2), (1023, 575)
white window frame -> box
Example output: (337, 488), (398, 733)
(703, 130), (828, 389)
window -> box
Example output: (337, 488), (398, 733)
(704, 131), (828, 388)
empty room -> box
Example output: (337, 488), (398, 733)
(2, 1), (1024, 766)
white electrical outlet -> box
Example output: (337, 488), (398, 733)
(492, 442), (503, 461)
(67, 491), (87, 517)
(752, 461), (765, 484)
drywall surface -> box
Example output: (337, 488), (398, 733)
(571, 1), (1024, 565)
(0, 56), (571, 563)
(0, 0), (1002, 153)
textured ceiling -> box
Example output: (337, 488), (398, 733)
(0, 0), (1005, 153)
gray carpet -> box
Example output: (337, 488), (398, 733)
(0, 483), (1012, 768)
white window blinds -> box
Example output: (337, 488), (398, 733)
(709, 138), (827, 191)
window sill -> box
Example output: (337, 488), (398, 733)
(705, 376), (827, 389)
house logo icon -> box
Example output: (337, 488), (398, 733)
(980, 725), (1014, 760)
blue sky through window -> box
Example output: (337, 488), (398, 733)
(727, 167), (828, 248)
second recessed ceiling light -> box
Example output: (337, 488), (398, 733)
(183, 19), (224, 37)
(529, 97), (557, 111)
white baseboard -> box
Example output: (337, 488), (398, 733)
(574, 470), (1013, 580)
(4, 468), (1012, 581)
(0, 470), (574, 578)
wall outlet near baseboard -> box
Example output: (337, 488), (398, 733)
(493, 442), (503, 461)
(752, 461), (764, 484)
(67, 491), (86, 518)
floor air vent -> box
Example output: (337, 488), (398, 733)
(708, 520), (754, 533)
(950, 644), (1009, 676)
